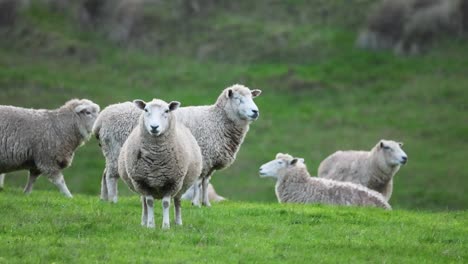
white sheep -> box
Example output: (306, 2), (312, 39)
(118, 99), (202, 229)
(181, 181), (226, 203)
(94, 84), (261, 206)
(317, 139), (408, 201)
(0, 99), (100, 197)
(259, 153), (391, 210)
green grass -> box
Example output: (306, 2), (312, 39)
(0, 1), (467, 211)
(0, 189), (466, 263)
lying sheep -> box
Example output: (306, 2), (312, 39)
(118, 99), (202, 229)
(181, 181), (226, 203)
(95, 84), (261, 206)
(0, 99), (100, 197)
(318, 140), (408, 201)
(259, 153), (391, 210)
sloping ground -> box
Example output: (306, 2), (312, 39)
(0, 190), (466, 263)
(0, 1), (467, 210)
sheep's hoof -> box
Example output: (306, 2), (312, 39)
(202, 202), (212, 207)
(191, 201), (201, 208)
(162, 223), (170, 230)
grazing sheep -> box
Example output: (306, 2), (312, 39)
(118, 99), (202, 229)
(95, 84), (261, 206)
(0, 99), (100, 197)
(259, 153), (391, 210)
(181, 181), (226, 203)
(357, 0), (466, 55)
(318, 140), (408, 201)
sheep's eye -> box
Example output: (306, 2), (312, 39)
(383, 146), (391, 150)
(84, 111), (91, 115)
(165, 109), (169, 113)
(144, 109), (148, 113)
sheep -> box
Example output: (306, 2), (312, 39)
(0, 99), (100, 197)
(181, 181), (226, 203)
(259, 153), (391, 210)
(118, 99), (202, 229)
(356, 0), (466, 55)
(317, 140), (408, 201)
(94, 84), (261, 206)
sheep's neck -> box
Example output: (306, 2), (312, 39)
(368, 149), (398, 190)
(52, 110), (85, 150)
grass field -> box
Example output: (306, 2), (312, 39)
(0, 1), (467, 212)
(0, 189), (466, 263)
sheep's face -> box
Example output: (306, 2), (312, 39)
(224, 84), (261, 122)
(74, 99), (100, 136)
(378, 140), (408, 166)
(259, 153), (304, 178)
(134, 99), (180, 136)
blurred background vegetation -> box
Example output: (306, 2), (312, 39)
(0, 0), (466, 211)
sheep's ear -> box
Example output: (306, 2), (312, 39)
(133, 100), (146, 110)
(74, 104), (91, 114)
(168, 101), (181, 111)
(251, 89), (262, 98)
(399, 142), (404, 147)
(226, 89), (234, 99)
(297, 158), (305, 164)
(290, 158), (299, 165)
(276, 153), (285, 159)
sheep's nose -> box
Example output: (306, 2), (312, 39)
(251, 110), (259, 119)
(150, 125), (159, 132)
(401, 156), (408, 164)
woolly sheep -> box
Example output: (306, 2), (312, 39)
(95, 84), (261, 206)
(259, 153), (391, 210)
(118, 99), (202, 229)
(318, 140), (408, 201)
(181, 181), (226, 203)
(0, 99), (100, 197)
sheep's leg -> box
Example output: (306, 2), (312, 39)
(174, 197), (182, 226)
(381, 179), (393, 202)
(0, 174), (5, 190)
(201, 177), (211, 207)
(145, 195), (155, 228)
(23, 170), (41, 194)
(191, 181), (201, 207)
(106, 167), (119, 203)
(161, 196), (171, 229)
(48, 172), (73, 198)
(100, 168), (108, 201)
(141, 196), (148, 226)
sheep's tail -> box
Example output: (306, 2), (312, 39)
(92, 117), (102, 141)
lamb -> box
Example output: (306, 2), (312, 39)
(181, 181), (226, 203)
(118, 99), (202, 229)
(94, 84), (261, 206)
(259, 153), (391, 210)
(0, 99), (100, 197)
(317, 139), (408, 201)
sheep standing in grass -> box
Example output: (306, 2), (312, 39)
(259, 153), (391, 210)
(0, 99), (100, 197)
(95, 84), (261, 206)
(118, 99), (202, 229)
(318, 140), (408, 201)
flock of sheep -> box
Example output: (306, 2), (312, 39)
(0, 84), (408, 229)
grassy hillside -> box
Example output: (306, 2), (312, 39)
(0, 190), (466, 263)
(0, 1), (467, 210)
